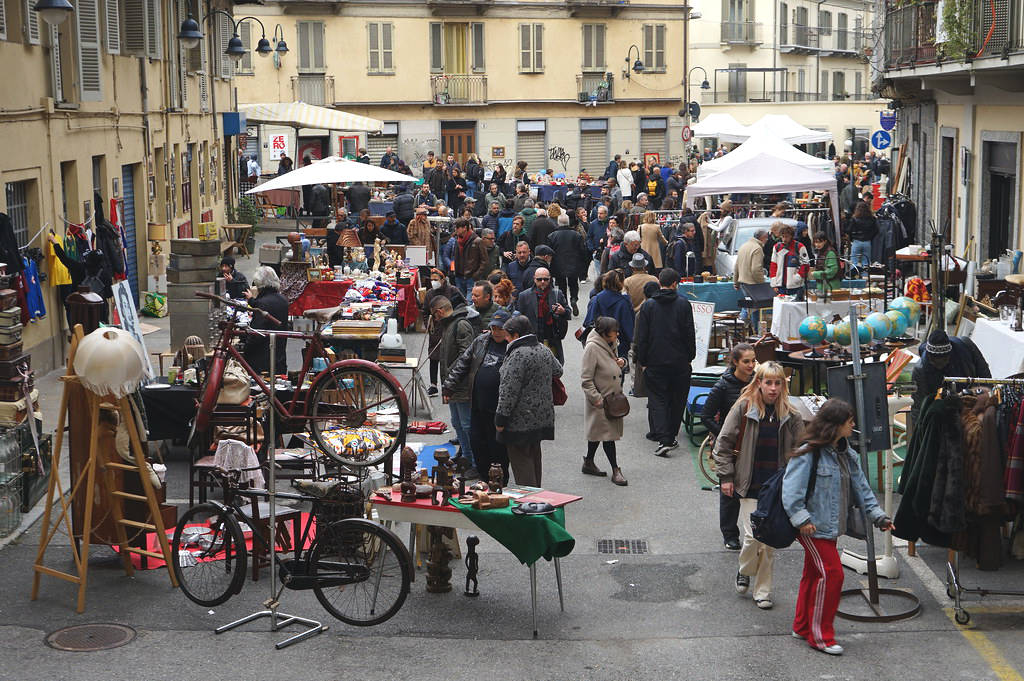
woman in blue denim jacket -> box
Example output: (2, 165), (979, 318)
(782, 399), (893, 657)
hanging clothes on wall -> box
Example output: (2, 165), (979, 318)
(0, 214), (25, 275)
(47, 233), (72, 287)
(109, 197), (129, 282)
(21, 256), (45, 321)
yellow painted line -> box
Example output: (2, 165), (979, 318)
(944, 607), (1024, 681)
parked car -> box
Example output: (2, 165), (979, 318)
(714, 217), (799, 277)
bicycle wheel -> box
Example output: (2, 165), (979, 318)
(697, 435), (719, 488)
(309, 362), (407, 467)
(310, 518), (412, 626)
(172, 503), (247, 607)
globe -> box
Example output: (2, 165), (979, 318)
(856, 321), (874, 346)
(799, 315), (828, 346)
(864, 312), (892, 341)
(890, 297), (921, 326)
(885, 309), (909, 337)
(825, 323), (836, 342)
(832, 321), (853, 347)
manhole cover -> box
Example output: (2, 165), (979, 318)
(45, 624), (136, 652)
(597, 539), (648, 554)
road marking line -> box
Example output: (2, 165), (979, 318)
(945, 609), (1024, 681)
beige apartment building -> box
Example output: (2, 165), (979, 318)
(878, 0), (1024, 257)
(688, 0), (885, 153)
(235, 0), (696, 176)
(0, 0), (251, 372)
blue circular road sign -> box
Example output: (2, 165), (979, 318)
(871, 130), (892, 150)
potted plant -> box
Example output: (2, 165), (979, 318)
(228, 196), (261, 255)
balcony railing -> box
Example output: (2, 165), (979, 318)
(721, 21), (762, 44)
(430, 74), (487, 105)
(577, 72), (614, 103)
(291, 74), (335, 106)
(700, 89), (875, 104)
(883, 0), (939, 68)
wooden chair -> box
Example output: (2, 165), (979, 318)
(188, 399), (259, 505)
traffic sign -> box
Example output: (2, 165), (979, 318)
(879, 111), (896, 131)
(682, 125), (692, 142)
(871, 130), (892, 150)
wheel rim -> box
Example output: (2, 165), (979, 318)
(311, 367), (405, 465)
(173, 507), (244, 605)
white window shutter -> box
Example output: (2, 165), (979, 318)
(50, 24), (63, 101)
(534, 24), (543, 71)
(297, 21), (309, 71)
(144, 0), (160, 59)
(643, 24), (653, 66)
(368, 22), (379, 72)
(122, 0), (145, 54)
(104, 0), (120, 54)
(77, 0), (102, 101)
(177, 0), (187, 102)
(656, 25), (665, 69)
(429, 22), (442, 73)
(218, 11), (233, 79)
(239, 20), (251, 72)
(0, 0), (8, 40)
(187, 5), (203, 71)
(199, 17), (209, 111)
(24, 0), (40, 44)
(382, 23), (393, 71)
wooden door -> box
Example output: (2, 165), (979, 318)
(441, 126), (475, 166)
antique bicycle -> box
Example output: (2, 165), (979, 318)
(171, 467), (413, 626)
(190, 291), (408, 467)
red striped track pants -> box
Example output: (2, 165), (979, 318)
(793, 535), (844, 649)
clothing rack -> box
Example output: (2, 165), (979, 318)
(939, 376), (1024, 625)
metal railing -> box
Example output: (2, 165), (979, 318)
(720, 21), (761, 44)
(430, 74), (487, 105)
(883, 0), (939, 68)
(699, 89), (874, 104)
(576, 72), (614, 103)
(791, 23), (817, 48)
(291, 74), (335, 106)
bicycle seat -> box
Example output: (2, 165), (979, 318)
(303, 305), (344, 324)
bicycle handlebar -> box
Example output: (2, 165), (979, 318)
(195, 290), (283, 327)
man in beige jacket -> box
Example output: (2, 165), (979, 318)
(623, 253), (659, 312)
(734, 229), (770, 328)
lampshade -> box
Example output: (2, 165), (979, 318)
(275, 38), (289, 54)
(177, 15), (203, 49)
(700, 79), (711, 89)
(256, 36), (273, 56)
(226, 33), (246, 62)
(73, 328), (148, 398)
(33, 0), (73, 26)
(632, 59), (644, 74)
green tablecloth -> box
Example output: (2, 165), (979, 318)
(448, 499), (575, 566)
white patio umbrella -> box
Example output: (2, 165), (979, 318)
(718, 113), (832, 145)
(246, 156), (415, 193)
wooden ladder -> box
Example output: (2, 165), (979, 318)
(31, 326), (177, 613)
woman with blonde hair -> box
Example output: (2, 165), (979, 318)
(638, 210), (668, 270)
(712, 361), (803, 610)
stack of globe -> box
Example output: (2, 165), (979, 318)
(885, 309), (909, 337)
(889, 296), (922, 327)
(832, 319), (874, 347)
(864, 312), (892, 341)
(798, 315), (828, 347)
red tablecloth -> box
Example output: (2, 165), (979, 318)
(288, 280), (353, 317)
(262, 188), (301, 211)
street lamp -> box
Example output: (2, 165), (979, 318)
(272, 24), (289, 54)
(623, 44), (644, 79)
(177, 11), (282, 62)
(33, 0), (73, 26)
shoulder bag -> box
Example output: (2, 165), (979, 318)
(750, 449), (821, 550)
(603, 391), (630, 419)
(551, 375), (568, 406)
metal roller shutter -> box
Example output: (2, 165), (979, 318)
(367, 135), (397, 165)
(516, 131), (546, 175)
(579, 130), (607, 176)
(121, 165), (139, 305)
(640, 128), (667, 161)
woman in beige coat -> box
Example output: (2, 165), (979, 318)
(581, 316), (628, 485)
(638, 210), (668, 270)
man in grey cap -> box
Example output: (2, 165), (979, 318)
(623, 252), (659, 312)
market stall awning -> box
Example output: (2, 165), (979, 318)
(718, 113), (832, 145)
(237, 102), (383, 133)
(247, 156), (414, 192)
(697, 133), (834, 179)
(692, 113), (749, 140)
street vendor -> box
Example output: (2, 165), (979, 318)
(219, 256), (249, 299)
(910, 330), (991, 425)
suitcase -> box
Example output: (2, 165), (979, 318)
(0, 307), (21, 324)
(0, 289), (16, 311)
(0, 324), (23, 344)
(0, 341), (24, 360)
(0, 354), (29, 379)
(0, 374), (32, 401)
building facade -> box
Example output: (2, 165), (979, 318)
(234, 0), (695, 176)
(689, 0), (884, 153)
(878, 0), (1024, 258)
(0, 0), (249, 372)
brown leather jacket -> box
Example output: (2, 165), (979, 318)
(454, 233), (489, 280)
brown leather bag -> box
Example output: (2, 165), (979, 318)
(603, 391), (630, 419)
(752, 333), (780, 364)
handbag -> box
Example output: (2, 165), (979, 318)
(575, 325), (592, 345)
(846, 504), (868, 540)
(752, 333), (780, 364)
(217, 360), (251, 405)
(750, 450), (821, 550)
(551, 375), (568, 406)
(603, 391), (630, 419)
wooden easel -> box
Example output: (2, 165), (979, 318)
(30, 325), (177, 613)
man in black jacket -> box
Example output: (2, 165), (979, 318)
(547, 214), (588, 314)
(346, 182), (372, 215)
(634, 268), (696, 456)
(392, 188), (415, 225)
(514, 267), (571, 364)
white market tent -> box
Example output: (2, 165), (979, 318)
(692, 113), (750, 140)
(247, 156), (415, 192)
(718, 113), (833, 145)
(237, 102), (384, 134)
(697, 133), (834, 178)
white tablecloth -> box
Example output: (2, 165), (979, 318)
(971, 318), (1024, 379)
(771, 297), (884, 343)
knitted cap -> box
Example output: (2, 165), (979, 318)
(925, 330), (952, 356)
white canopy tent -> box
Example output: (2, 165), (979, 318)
(718, 114), (833, 145)
(247, 156), (414, 193)
(691, 113), (750, 140)
(237, 102), (384, 134)
(697, 133), (834, 178)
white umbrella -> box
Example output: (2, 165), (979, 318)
(246, 156), (415, 193)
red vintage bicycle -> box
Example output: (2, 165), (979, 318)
(190, 291), (408, 467)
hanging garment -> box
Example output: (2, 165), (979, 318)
(0, 214), (24, 275)
(21, 257), (45, 321)
(110, 198), (129, 281)
(46, 233), (72, 286)
(12, 274), (29, 325)
(1005, 399), (1024, 503)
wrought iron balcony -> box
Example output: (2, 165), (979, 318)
(883, 0), (939, 68)
(430, 74), (488, 105)
(721, 21), (762, 45)
(577, 73), (614, 103)
(291, 74), (335, 106)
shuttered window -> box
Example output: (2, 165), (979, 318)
(367, 22), (393, 74)
(642, 24), (665, 71)
(144, 0), (159, 58)
(216, 10), (234, 78)
(639, 118), (667, 161)
(819, 10), (831, 35)
(77, 0), (102, 101)
(429, 21), (442, 72)
(516, 120), (546, 174)
(50, 24), (64, 101)
(367, 124), (398, 165)
(24, 0), (40, 44)
(854, 70), (862, 99)
(779, 2), (787, 43)
(123, 0), (144, 53)
(582, 24), (605, 70)
(579, 120), (608, 177)
(0, 0), (8, 40)
(519, 23), (543, 72)
(237, 20), (252, 73)
(297, 20), (324, 73)
(470, 21), (484, 72)
(187, 3), (203, 71)
(104, 0), (119, 53)
(820, 70), (828, 100)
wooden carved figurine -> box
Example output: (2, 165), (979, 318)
(488, 463), (504, 494)
(431, 450), (455, 506)
(464, 535), (480, 597)
(452, 453), (471, 498)
(400, 446), (417, 503)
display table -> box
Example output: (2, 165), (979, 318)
(221, 223), (253, 257)
(262, 189), (300, 215)
(971, 318), (1024, 378)
(678, 279), (867, 313)
(371, 489), (579, 638)
(287, 280), (354, 317)
(141, 382), (198, 441)
(771, 295), (884, 344)
(534, 184), (603, 203)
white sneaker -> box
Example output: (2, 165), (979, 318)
(791, 631), (803, 639)
(755, 598), (773, 610)
(819, 644), (844, 655)
(735, 572), (750, 594)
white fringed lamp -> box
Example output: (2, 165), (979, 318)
(73, 327), (147, 397)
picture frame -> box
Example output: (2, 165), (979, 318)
(643, 152), (661, 167)
(491, 146), (505, 158)
(307, 268), (322, 282)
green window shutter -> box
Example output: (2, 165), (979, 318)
(77, 0), (102, 101)
(471, 22), (484, 72)
(429, 21), (442, 72)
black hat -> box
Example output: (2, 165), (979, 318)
(536, 245), (555, 257)
(925, 330), (952, 356)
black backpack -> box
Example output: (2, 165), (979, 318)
(750, 450), (820, 549)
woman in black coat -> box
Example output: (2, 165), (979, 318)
(243, 266), (290, 375)
(700, 343), (756, 550)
